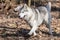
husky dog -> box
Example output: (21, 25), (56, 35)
(15, 2), (53, 36)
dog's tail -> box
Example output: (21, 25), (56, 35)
(46, 2), (51, 12)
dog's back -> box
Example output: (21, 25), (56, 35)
(37, 2), (51, 17)
(34, 2), (51, 25)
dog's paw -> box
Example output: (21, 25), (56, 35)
(24, 34), (31, 37)
(28, 32), (32, 35)
(33, 32), (37, 36)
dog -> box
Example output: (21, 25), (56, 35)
(15, 2), (53, 36)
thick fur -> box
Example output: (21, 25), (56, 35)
(15, 2), (53, 36)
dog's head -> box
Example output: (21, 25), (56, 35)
(15, 4), (33, 20)
(19, 4), (31, 19)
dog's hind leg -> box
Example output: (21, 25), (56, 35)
(44, 16), (53, 35)
(45, 2), (53, 35)
(46, 21), (53, 35)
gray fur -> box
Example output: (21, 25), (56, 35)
(15, 2), (53, 36)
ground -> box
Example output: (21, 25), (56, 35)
(0, 1), (60, 40)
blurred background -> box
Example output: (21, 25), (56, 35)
(0, 0), (60, 40)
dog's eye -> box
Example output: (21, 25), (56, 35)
(22, 12), (24, 13)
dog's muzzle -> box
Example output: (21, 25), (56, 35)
(18, 15), (26, 19)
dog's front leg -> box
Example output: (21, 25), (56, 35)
(28, 25), (38, 36)
(28, 20), (38, 36)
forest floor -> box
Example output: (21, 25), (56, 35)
(0, 1), (60, 40)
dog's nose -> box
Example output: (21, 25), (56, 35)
(18, 16), (22, 19)
(18, 16), (20, 18)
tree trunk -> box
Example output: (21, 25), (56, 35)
(28, 0), (31, 7)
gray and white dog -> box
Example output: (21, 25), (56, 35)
(15, 2), (53, 36)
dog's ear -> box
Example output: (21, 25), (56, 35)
(24, 4), (28, 9)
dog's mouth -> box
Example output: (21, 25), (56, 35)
(19, 15), (26, 19)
